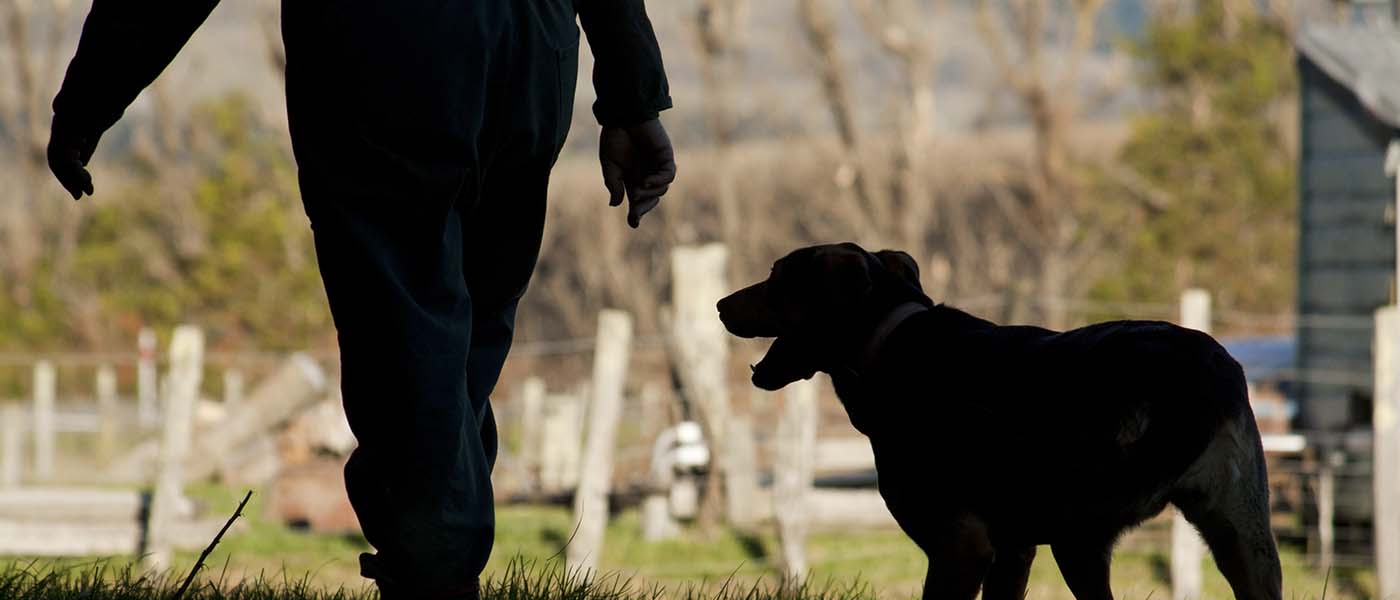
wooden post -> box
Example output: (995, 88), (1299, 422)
(137, 328), (158, 428)
(145, 325), (203, 569)
(774, 377), (819, 579)
(184, 354), (326, 481)
(96, 364), (119, 463)
(518, 376), (546, 491)
(1375, 306), (1400, 597)
(567, 310), (634, 573)
(540, 392), (583, 493)
(1316, 450), (1340, 574)
(1, 405), (22, 488)
(1171, 289), (1209, 600)
(32, 361), (55, 481)
(223, 368), (244, 410)
(668, 244), (732, 526)
(723, 417), (758, 527)
(640, 494), (678, 541)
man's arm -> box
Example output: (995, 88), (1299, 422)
(49, 0), (220, 199)
(577, 0), (676, 228)
(575, 0), (672, 128)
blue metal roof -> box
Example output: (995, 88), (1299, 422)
(1221, 336), (1296, 383)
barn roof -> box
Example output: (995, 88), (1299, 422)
(1298, 25), (1400, 128)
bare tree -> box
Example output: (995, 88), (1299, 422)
(974, 0), (1114, 328)
(796, 0), (889, 247)
(0, 0), (79, 301)
(693, 0), (748, 249)
(850, 0), (940, 259)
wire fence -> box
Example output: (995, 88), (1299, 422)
(0, 294), (1388, 571)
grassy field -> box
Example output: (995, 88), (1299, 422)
(0, 484), (1378, 599)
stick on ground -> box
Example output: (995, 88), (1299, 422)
(171, 489), (253, 600)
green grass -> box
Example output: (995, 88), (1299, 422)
(0, 484), (1379, 599)
(0, 558), (885, 600)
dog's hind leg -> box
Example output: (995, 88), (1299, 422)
(919, 516), (994, 600)
(1050, 540), (1115, 600)
(981, 545), (1036, 600)
(1171, 417), (1283, 600)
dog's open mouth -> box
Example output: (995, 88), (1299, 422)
(748, 336), (817, 390)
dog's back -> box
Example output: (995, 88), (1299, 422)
(853, 309), (1255, 542)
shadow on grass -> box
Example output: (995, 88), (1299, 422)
(732, 533), (768, 563)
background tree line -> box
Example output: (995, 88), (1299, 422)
(0, 0), (1319, 352)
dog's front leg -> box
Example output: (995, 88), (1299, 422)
(920, 515), (995, 600)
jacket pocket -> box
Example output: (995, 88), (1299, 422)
(554, 29), (581, 153)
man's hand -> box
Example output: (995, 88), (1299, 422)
(47, 119), (97, 201)
(599, 118), (676, 228)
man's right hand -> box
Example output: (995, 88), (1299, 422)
(48, 119), (97, 201)
(599, 118), (676, 229)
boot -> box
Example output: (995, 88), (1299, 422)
(360, 552), (481, 600)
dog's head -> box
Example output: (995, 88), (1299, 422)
(717, 243), (925, 391)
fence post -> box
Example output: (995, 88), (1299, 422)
(567, 310), (634, 573)
(540, 392), (582, 493)
(145, 325), (204, 569)
(1375, 306), (1400, 597)
(138, 328), (158, 428)
(1, 405), (22, 488)
(518, 376), (546, 493)
(1171, 289), (1209, 600)
(96, 364), (119, 463)
(1317, 450), (1340, 574)
(33, 360), (56, 481)
(774, 377), (819, 579)
(723, 417), (758, 528)
(668, 244), (732, 525)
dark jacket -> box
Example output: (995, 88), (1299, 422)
(52, 0), (672, 146)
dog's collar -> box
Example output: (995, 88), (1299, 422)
(853, 301), (928, 376)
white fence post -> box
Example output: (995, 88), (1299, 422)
(1375, 306), (1400, 597)
(137, 328), (158, 428)
(1, 405), (23, 488)
(518, 376), (546, 491)
(723, 417), (758, 528)
(567, 310), (634, 573)
(669, 244), (732, 524)
(774, 377), (819, 579)
(145, 325), (203, 569)
(1317, 450), (1340, 574)
(33, 361), (56, 481)
(96, 364), (119, 463)
(540, 392), (583, 494)
(1171, 289), (1209, 600)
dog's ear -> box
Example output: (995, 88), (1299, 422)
(876, 250), (921, 290)
(815, 245), (873, 305)
(751, 335), (819, 391)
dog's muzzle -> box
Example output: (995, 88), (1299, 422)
(717, 282), (780, 339)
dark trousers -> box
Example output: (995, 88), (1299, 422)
(281, 0), (580, 595)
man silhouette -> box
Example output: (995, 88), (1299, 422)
(47, 2), (675, 598)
